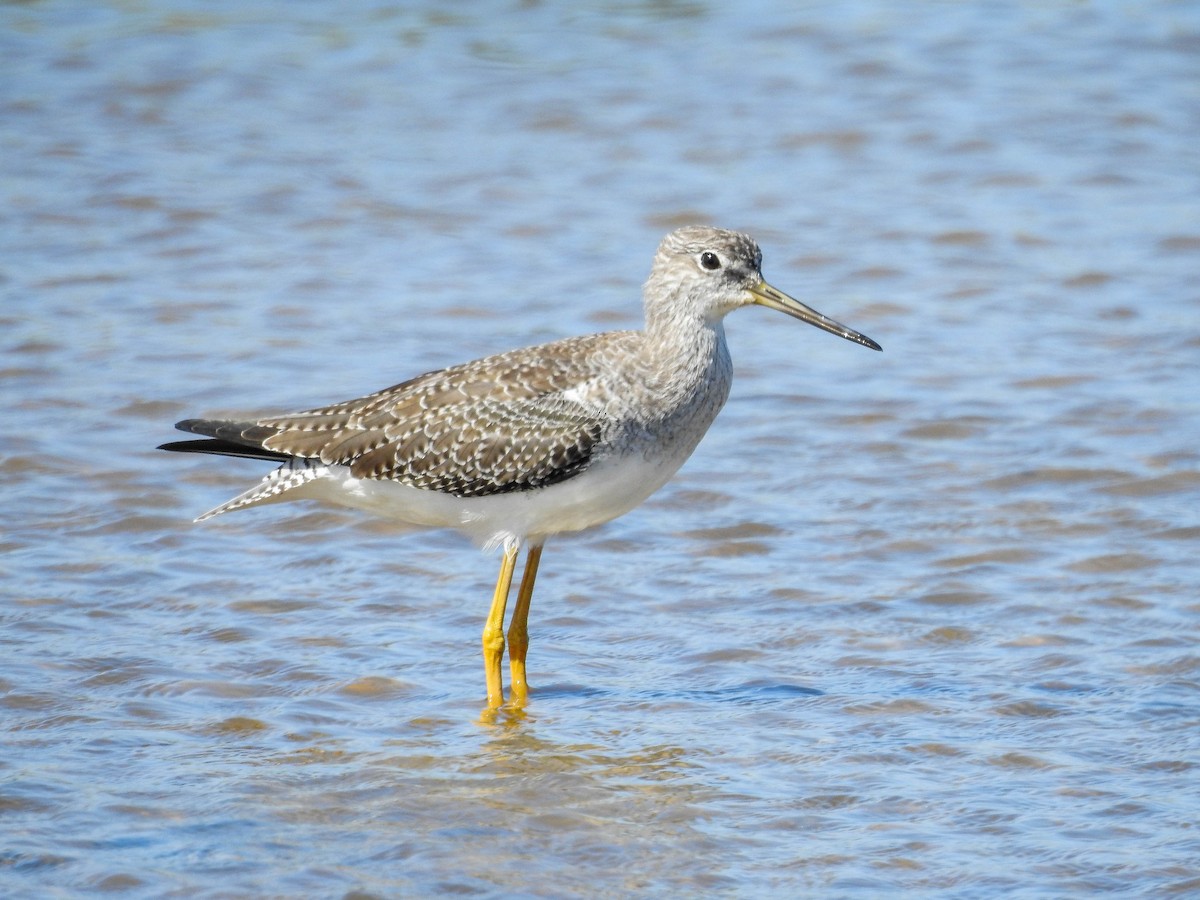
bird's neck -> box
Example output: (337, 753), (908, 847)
(640, 297), (731, 403)
(644, 282), (726, 351)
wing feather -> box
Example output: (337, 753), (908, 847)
(243, 331), (636, 497)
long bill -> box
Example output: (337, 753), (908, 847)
(749, 281), (882, 351)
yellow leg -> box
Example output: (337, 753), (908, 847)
(482, 543), (518, 709)
(507, 543), (543, 708)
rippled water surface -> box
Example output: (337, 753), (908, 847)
(4, 1), (1199, 896)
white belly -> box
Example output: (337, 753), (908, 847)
(297, 446), (690, 549)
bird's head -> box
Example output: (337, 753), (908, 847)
(647, 225), (881, 352)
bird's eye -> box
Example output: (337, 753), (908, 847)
(699, 251), (721, 271)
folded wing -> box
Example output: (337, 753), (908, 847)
(162, 333), (630, 498)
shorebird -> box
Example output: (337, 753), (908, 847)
(160, 226), (880, 709)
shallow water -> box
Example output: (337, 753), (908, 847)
(3, 1), (1199, 896)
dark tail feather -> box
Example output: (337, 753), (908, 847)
(158, 438), (292, 462)
(158, 418), (291, 462)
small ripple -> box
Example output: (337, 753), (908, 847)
(919, 626), (977, 645)
(668, 681), (823, 703)
(1099, 471), (1200, 496)
(1065, 552), (1159, 573)
(987, 752), (1058, 770)
(901, 420), (986, 440)
(991, 700), (1067, 719)
(205, 716), (270, 736)
(0, 851), (73, 873)
(844, 698), (936, 715)
(338, 676), (413, 699)
(913, 590), (993, 606)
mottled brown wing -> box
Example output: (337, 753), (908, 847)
(256, 332), (631, 497)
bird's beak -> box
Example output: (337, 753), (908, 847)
(749, 280), (882, 351)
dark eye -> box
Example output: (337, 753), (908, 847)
(699, 251), (721, 271)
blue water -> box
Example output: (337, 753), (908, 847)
(3, 1), (1199, 896)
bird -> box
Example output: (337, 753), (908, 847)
(159, 225), (881, 709)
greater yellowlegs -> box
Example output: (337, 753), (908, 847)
(160, 226), (881, 708)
